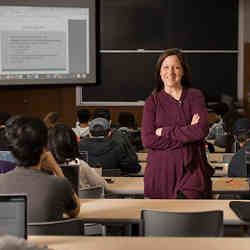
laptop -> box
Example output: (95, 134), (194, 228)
(0, 194), (27, 239)
(60, 165), (80, 195)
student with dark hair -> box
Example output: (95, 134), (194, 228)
(43, 112), (60, 128)
(117, 111), (144, 152)
(0, 115), (80, 222)
(93, 109), (141, 167)
(207, 102), (229, 139)
(72, 109), (91, 139)
(48, 123), (106, 188)
(228, 118), (250, 177)
(79, 118), (141, 173)
(0, 112), (11, 151)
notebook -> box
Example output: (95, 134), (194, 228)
(0, 194), (27, 239)
(229, 201), (250, 222)
(60, 165), (80, 195)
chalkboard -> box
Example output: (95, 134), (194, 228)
(81, 52), (237, 103)
(100, 0), (238, 50)
(80, 0), (239, 104)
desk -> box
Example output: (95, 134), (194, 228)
(207, 153), (234, 163)
(30, 236), (250, 250)
(79, 198), (248, 226)
(137, 152), (148, 162)
(134, 162), (228, 177)
(105, 177), (249, 196)
(206, 139), (226, 153)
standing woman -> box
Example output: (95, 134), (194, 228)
(141, 48), (214, 199)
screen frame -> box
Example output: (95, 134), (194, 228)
(0, 0), (96, 86)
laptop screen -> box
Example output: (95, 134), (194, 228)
(0, 194), (27, 239)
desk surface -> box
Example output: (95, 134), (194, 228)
(79, 198), (248, 225)
(105, 177), (249, 195)
(30, 236), (250, 250)
(135, 162), (228, 177)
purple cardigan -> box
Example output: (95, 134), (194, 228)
(141, 88), (214, 199)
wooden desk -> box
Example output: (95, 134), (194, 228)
(206, 139), (226, 153)
(105, 177), (249, 196)
(30, 236), (250, 250)
(134, 162), (228, 177)
(207, 153), (234, 163)
(137, 152), (148, 162)
(79, 199), (248, 225)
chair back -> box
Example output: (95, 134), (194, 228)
(60, 165), (80, 195)
(140, 209), (224, 237)
(28, 218), (84, 235)
(79, 186), (104, 198)
(0, 194), (27, 239)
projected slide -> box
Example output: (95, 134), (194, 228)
(2, 31), (67, 72)
(0, 6), (90, 83)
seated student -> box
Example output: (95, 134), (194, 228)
(207, 102), (229, 139)
(92, 109), (140, 168)
(43, 112), (60, 129)
(228, 118), (250, 177)
(0, 115), (80, 222)
(0, 112), (11, 151)
(72, 109), (91, 140)
(0, 112), (16, 165)
(222, 108), (243, 153)
(117, 111), (144, 152)
(79, 118), (141, 173)
(48, 123), (106, 188)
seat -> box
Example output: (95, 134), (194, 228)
(79, 186), (106, 235)
(79, 186), (104, 198)
(214, 135), (230, 148)
(28, 218), (84, 235)
(60, 165), (80, 195)
(140, 209), (224, 237)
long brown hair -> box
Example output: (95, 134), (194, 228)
(154, 48), (192, 93)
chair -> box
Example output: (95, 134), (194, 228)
(79, 186), (106, 235)
(28, 218), (84, 235)
(60, 165), (80, 195)
(140, 209), (224, 237)
(79, 186), (104, 198)
(214, 135), (230, 148)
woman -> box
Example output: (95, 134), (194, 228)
(141, 48), (214, 199)
(48, 123), (106, 189)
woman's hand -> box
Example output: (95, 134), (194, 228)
(191, 113), (200, 125)
(155, 128), (163, 136)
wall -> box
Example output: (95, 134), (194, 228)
(1, 0), (250, 126)
(0, 86), (76, 126)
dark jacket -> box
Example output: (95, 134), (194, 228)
(79, 136), (141, 173)
(228, 140), (250, 177)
